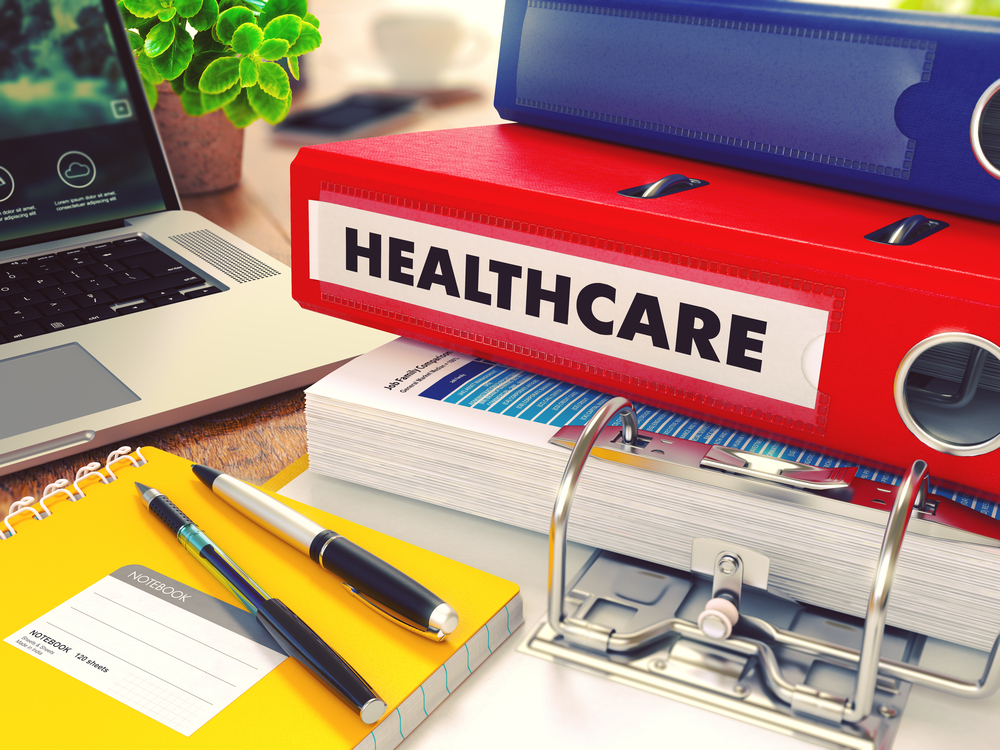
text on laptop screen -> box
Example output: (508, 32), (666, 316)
(0, 0), (168, 248)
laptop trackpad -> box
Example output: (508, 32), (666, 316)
(0, 343), (140, 441)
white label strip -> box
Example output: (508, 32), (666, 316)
(310, 201), (829, 408)
(5, 565), (286, 737)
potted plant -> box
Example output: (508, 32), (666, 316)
(118, 0), (321, 193)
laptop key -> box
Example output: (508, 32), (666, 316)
(37, 299), (79, 315)
(61, 253), (93, 268)
(7, 291), (46, 308)
(74, 290), (114, 307)
(90, 241), (157, 261)
(107, 270), (204, 301)
(0, 282), (21, 297)
(115, 300), (155, 315)
(125, 251), (188, 276)
(22, 275), (58, 290)
(76, 305), (118, 323)
(29, 260), (65, 275)
(110, 268), (151, 285)
(183, 286), (222, 298)
(114, 236), (148, 247)
(152, 293), (186, 306)
(1, 267), (30, 282)
(1, 307), (42, 325)
(2, 321), (45, 341)
(56, 267), (95, 283)
(45, 283), (82, 300)
(76, 275), (116, 292)
(92, 260), (126, 276)
(38, 314), (84, 333)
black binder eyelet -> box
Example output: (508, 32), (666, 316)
(618, 174), (708, 199)
(865, 214), (948, 245)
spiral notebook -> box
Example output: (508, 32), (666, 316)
(0, 447), (522, 748)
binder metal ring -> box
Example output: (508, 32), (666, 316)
(894, 332), (1000, 456)
(543, 400), (1000, 735)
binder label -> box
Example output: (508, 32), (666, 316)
(310, 201), (830, 409)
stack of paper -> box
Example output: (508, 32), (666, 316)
(306, 338), (1000, 651)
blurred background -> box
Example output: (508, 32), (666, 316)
(237, 0), (510, 241)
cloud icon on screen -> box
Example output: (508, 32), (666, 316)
(64, 162), (92, 180)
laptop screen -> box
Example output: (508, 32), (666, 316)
(0, 0), (179, 252)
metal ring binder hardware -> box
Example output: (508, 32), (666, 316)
(548, 397), (637, 643)
(894, 332), (1000, 456)
(526, 399), (1000, 748)
(971, 78), (1000, 179)
(864, 214), (948, 245)
(617, 174), (708, 199)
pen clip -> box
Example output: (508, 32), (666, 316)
(342, 583), (447, 641)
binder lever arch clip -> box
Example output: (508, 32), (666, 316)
(519, 398), (1000, 749)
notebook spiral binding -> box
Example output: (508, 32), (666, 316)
(2, 447), (148, 540)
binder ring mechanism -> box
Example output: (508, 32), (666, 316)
(528, 398), (1000, 748)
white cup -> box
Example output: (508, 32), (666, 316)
(373, 12), (488, 88)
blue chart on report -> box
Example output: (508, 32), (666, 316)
(418, 356), (998, 518)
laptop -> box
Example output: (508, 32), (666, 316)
(0, 0), (393, 476)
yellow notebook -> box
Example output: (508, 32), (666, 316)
(1, 447), (522, 748)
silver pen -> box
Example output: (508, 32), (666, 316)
(192, 464), (459, 640)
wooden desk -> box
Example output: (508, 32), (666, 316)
(1, 2), (506, 515)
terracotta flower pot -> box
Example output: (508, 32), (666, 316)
(153, 83), (244, 196)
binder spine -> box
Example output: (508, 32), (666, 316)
(2, 447), (148, 540)
(495, 0), (1000, 221)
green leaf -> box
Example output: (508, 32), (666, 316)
(263, 14), (302, 44)
(303, 12), (319, 28)
(122, 0), (164, 19)
(144, 21), (176, 58)
(216, 6), (255, 45)
(184, 50), (226, 91)
(136, 51), (165, 85)
(119, 3), (146, 29)
(255, 60), (290, 100)
(239, 55), (259, 86)
(170, 76), (186, 94)
(127, 30), (144, 52)
(258, 0), (307, 29)
(287, 21), (319, 56)
(224, 89), (259, 128)
(175, 0), (203, 17)
(151, 27), (194, 79)
(193, 28), (224, 54)
(257, 37), (289, 60)
(190, 0), (218, 30)
(286, 55), (299, 80)
(202, 82), (242, 112)
(157, 7), (177, 21)
(231, 22), (264, 54)
(180, 88), (207, 116)
(199, 55), (241, 93)
(247, 83), (290, 124)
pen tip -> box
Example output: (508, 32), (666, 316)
(192, 464), (223, 489)
(135, 482), (151, 494)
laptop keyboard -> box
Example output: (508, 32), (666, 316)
(0, 237), (221, 344)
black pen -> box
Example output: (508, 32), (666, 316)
(135, 482), (386, 724)
(192, 464), (459, 641)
